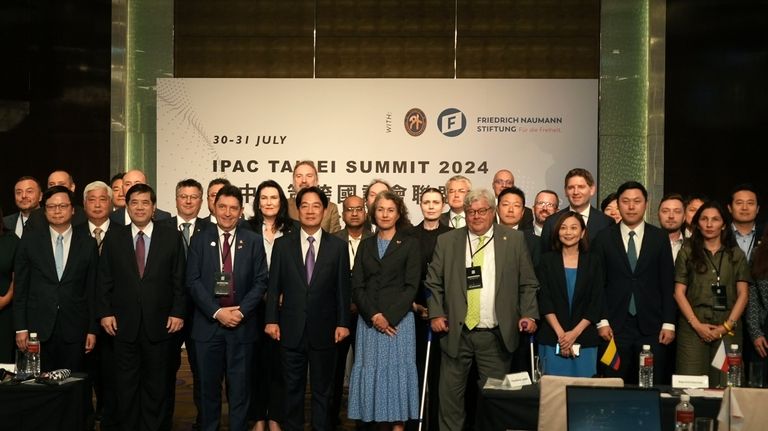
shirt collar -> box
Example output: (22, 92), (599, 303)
(49, 225), (73, 241)
(620, 221), (646, 237)
(88, 219), (110, 233)
(469, 225), (494, 242)
(131, 221), (154, 238)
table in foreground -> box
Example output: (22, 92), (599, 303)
(477, 383), (722, 431)
(0, 375), (87, 431)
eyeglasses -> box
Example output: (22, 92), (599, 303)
(344, 206), (365, 213)
(465, 207), (491, 217)
(45, 203), (71, 211)
(535, 201), (557, 209)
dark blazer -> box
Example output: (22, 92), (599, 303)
(13, 224), (99, 342)
(352, 231), (421, 326)
(522, 228), (542, 269)
(426, 224), (540, 358)
(97, 222), (186, 342)
(187, 223), (268, 343)
(592, 222), (676, 335)
(536, 251), (604, 347)
(266, 230), (351, 350)
(109, 207), (172, 226)
(540, 206), (613, 253)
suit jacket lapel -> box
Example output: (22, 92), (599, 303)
(380, 231), (405, 260)
(60, 228), (82, 281)
(291, 233), (309, 286)
(40, 230), (59, 281)
(453, 228), (468, 301)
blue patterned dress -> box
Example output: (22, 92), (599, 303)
(347, 238), (420, 422)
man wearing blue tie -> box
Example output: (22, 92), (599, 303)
(14, 185), (99, 371)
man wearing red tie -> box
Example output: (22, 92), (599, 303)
(97, 183), (186, 430)
(187, 185), (269, 431)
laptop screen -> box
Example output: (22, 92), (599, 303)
(566, 386), (662, 431)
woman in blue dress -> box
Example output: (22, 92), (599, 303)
(348, 190), (421, 430)
(537, 211), (604, 377)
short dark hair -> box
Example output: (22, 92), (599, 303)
(214, 185), (243, 207)
(110, 172), (124, 185)
(125, 183), (156, 204)
(497, 186), (526, 206)
(616, 181), (648, 201)
(207, 178), (231, 191)
(729, 183), (759, 203)
(296, 186), (328, 209)
(600, 193), (618, 212)
(15, 175), (42, 192)
(176, 178), (203, 194)
(659, 192), (684, 209)
(42, 185), (74, 207)
(563, 168), (595, 188)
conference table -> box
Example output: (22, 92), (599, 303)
(0, 374), (88, 431)
(477, 383), (723, 431)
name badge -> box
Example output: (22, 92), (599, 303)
(711, 284), (727, 311)
(466, 266), (483, 290)
(214, 272), (232, 297)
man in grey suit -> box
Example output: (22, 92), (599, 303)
(426, 189), (539, 431)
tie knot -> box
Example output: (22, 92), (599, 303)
(477, 235), (486, 245)
(138, 231), (145, 237)
(182, 222), (191, 229)
(223, 232), (231, 241)
(57, 234), (64, 243)
(94, 227), (103, 235)
(629, 230), (636, 238)
(307, 236), (315, 244)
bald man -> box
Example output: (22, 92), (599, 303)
(109, 169), (172, 225)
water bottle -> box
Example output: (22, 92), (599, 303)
(26, 332), (41, 377)
(638, 344), (654, 388)
(727, 344), (743, 387)
(674, 394), (694, 431)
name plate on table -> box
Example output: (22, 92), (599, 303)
(673, 374), (709, 388)
(502, 372), (532, 388)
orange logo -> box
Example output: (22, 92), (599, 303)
(404, 108), (427, 136)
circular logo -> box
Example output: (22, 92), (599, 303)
(437, 108), (466, 137)
(404, 108), (427, 137)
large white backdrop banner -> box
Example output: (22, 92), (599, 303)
(157, 78), (597, 219)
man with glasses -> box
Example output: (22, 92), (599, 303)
(426, 188), (539, 431)
(532, 190), (560, 237)
(491, 169), (534, 230)
(14, 185), (99, 372)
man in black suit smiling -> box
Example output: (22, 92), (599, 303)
(265, 186), (351, 431)
(98, 183), (186, 430)
(14, 185), (99, 371)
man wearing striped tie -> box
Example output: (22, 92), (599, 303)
(426, 188), (539, 431)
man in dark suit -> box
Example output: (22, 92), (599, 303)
(81, 180), (116, 427)
(540, 168), (613, 252)
(164, 178), (210, 428)
(330, 194), (371, 429)
(439, 175), (471, 228)
(109, 169), (171, 225)
(98, 183), (186, 430)
(13, 185), (98, 371)
(186, 184), (268, 431)
(592, 181), (676, 385)
(426, 189), (539, 431)
(3, 176), (43, 237)
(266, 186), (351, 431)
(492, 169), (534, 230)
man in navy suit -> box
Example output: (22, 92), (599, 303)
(265, 186), (351, 431)
(540, 168), (613, 252)
(13, 185), (99, 371)
(187, 185), (268, 431)
(109, 169), (171, 225)
(98, 183), (186, 430)
(592, 181), (676, 384)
